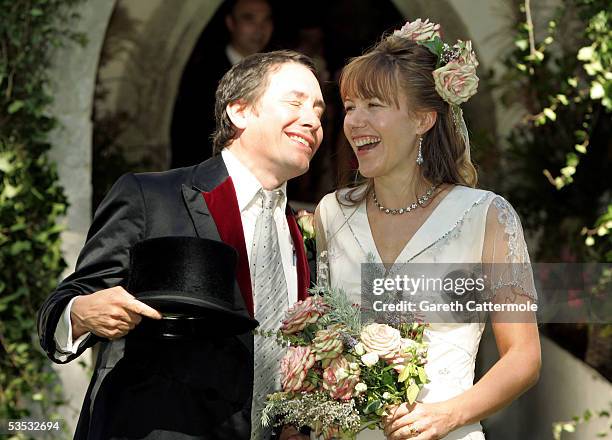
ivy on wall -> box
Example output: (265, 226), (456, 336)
(0, 0), (86, 430)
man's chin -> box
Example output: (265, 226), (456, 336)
(285, 160), (310, 180)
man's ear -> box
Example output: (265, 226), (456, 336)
(226, 100), (250, 130)
(417, 110), (437, 135)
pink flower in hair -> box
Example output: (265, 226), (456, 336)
(393, 18), (441, 42)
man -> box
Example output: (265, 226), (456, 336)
(171, 0), (274, 167)
(38, 50), (325, 439)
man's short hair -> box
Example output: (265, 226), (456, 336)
(212, 50), (316, 154)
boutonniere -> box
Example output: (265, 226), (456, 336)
(296, 209), (316, 255)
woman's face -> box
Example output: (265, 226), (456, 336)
(343, 91), (420, 179)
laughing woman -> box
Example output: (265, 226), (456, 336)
(316, 20), (541, 440)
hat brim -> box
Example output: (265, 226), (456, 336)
(138, 293), (259, 333)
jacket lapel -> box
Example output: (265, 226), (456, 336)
(182, 156), (254, 317)
(202, 177), (254, 317)
(287, 208), (310, 301)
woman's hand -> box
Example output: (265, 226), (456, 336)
(279, 425), (309, 440)
(383, 401), (458, 440)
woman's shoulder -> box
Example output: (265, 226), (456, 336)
(319, 185), (367, 211)
(452, 185), (512, 210)
(454, 186), (524, 231)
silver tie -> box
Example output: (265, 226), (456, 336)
(250, 190), (289, 440)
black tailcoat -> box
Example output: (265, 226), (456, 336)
(37, 156), (310, 439)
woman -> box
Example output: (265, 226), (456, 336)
(315, 19), (541, 440)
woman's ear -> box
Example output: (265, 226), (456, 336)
(226, 100), (250, 130)
(417, 110), (437, 135)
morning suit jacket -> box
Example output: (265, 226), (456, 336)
(37, 155), (310, 439)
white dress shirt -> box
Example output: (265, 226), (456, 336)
(225, 44), (244, 66)
(53, 148), (298, 360)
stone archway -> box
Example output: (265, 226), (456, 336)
(46, 0), (224, 431)
(96, 0), (223, 170)
(47, 1), (612, 438)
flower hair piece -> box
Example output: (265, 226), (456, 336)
(393, 18), (479, 153)
(393, 18), (479, 106)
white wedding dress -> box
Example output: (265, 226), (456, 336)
(316, 185), (537, 440)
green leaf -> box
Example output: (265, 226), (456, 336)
(364, 400), (382, 414)
(562, 423), (576, 432)
(577, 46), (594, 61)
(417, 366), (427, 384)
(590, 82), (605, 99)
(398, 366), (410, 383)
(418, 37), (444, 59)
(566, 153), (579, 167)
(382, 370), (394, 386)
(8, 100), (24, 114)
(406, 383), (420, 404)
(556, 94), (569, 105)
(10, 240), (32, 255)
(515, 39), (528, 51)
(30, 8), (43, 16)
(0, 155), (13, 173)
(543, 108), (557, 121)
(575, 144), (587, 154)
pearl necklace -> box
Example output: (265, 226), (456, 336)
(372, 184), (439, 215)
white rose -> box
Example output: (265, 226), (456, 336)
(382, 392), (392, 400)
(361, 352), (379, 367)
(354, 342), (366, 356)
(355, 382), (368, 393)
(360, 323), (402, 360)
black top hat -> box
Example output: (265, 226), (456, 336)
(127, 236), (258, 336)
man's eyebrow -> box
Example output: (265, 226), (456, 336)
(285, 90), (326, 113)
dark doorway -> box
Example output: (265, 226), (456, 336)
(170, 0), (404, 203)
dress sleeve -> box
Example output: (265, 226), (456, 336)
(481, 196), (538, 319)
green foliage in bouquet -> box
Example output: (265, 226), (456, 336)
(261, 287), (429, 439)
(0, 0), (85, 427)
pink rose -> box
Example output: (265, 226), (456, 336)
(432, 61), (479, 105)
(360, 323), (401, 360)
(281, 296), (328, 335)
(280, 346), (316, 392)
(393, 18), (441, 42)
(457, 40), (478, 67)
(312, 324), (344, 367)
(322, 356), (360, 401)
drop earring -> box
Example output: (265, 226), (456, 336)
(416, 136), (424, 165)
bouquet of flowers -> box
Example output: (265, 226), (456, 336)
(261, 286), (428, 439)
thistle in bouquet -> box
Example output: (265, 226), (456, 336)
(261, 287), (429, 439)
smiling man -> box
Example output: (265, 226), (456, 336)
(38, 50), (324, 440)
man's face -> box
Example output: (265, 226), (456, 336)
(226, 0), (273, 56)
(242, 62), (325, 181)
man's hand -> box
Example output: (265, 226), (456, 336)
(279, 425), (309, 440)
(71, 286), (162, 340)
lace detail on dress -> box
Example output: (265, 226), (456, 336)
(316, 250), (330, 288)
(492, 197), (531, 265)
(485, 197), (538, 302)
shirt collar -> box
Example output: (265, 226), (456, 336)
(225, 44), (244, 66)
(221, 148), (287, 213)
